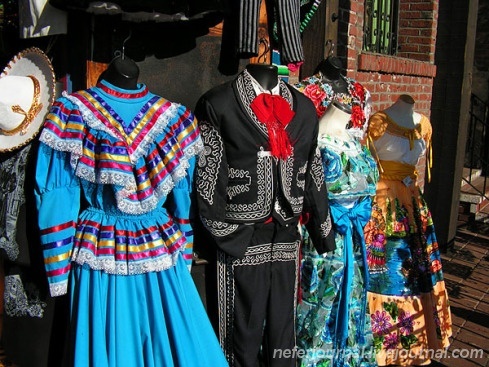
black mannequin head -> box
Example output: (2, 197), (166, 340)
(245, 63), (279, 91)
(99, 56), (140, 90)
(314, 56), (348, 94)
(315, 56), (342, 81)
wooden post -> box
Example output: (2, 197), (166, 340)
(249, 0), (271, 64)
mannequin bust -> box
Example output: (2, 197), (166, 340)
(384, 94), (422, 129)
(246, 63), (279, 91)
(314, 56), (348, 94)
(99, 55), (140, 90)
(319, 101), (352, 140)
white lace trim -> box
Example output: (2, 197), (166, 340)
(49, 280), (68, 297)
(66, 93), (180, 164)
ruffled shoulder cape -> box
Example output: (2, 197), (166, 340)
(39, 85), (203, 214)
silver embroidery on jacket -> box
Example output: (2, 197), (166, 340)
(279, 151), (304, 213)
(225, 149), (273, 221)
(196, 121), (223, 206)
(217, 241), (299, 364)
(4, 275), (46, 318)
(320, 211), (333, 237)
(201, 217), (239, 237)
(0, 145), (30, 261)
(296, 161), (307, 190)
(227, 167), (251, 199)
(310, 147), (325, 191)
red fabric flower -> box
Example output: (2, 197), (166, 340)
(353, 82), (365, 103)
(350, 105), (365, 129)
(302, 84), (327, 117)
(250, 93), (295, 159)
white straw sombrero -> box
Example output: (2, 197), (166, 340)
(0, 47), (56, 152)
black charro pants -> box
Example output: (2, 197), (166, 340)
(208, 221), (300, 367)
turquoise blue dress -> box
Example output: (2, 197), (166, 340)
(34, 80), (228, 367)
(296, 133), (379, 367)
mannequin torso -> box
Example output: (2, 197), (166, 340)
(384, 94), (421, 129)
(319, 101), (352, 140)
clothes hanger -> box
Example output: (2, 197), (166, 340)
(246, 38), (279, 91)
(99, 30), (140, 90)
(257, 37), (270, 64)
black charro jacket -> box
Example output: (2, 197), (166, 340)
(194, 70), (335, 258)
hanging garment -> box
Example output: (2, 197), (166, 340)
(194, 69), (335, 366)
(19, 0), (67, 38)
(365, 111), (452, 366)
(296, 134), (379, 367)
(294, 72), (377, 367)
(236, 0), (304, 65)
(34, 80), (228, 367)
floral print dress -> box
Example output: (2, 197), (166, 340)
(365, 112), (452, 366)
(295, 73), (378, 367)
(296, 133), (379, 367)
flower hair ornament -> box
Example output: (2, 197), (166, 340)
(295, 72), (371, 140)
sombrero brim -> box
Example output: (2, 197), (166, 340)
(0, 47), (56, 152)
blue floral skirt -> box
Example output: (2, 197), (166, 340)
(296, 228), (377, 367)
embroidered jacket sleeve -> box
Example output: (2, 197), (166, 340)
(302, 124), (335, 254)
(34, 99), (82, 297)
(193, 93), (252, 258)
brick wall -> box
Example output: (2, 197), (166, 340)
(397, 0), (438, 62)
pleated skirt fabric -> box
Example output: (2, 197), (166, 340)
(68, 254), (229, 367)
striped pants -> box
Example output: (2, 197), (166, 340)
(237, 0), (304, 65)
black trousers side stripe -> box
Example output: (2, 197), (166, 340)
(217, 241), (299, 367)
